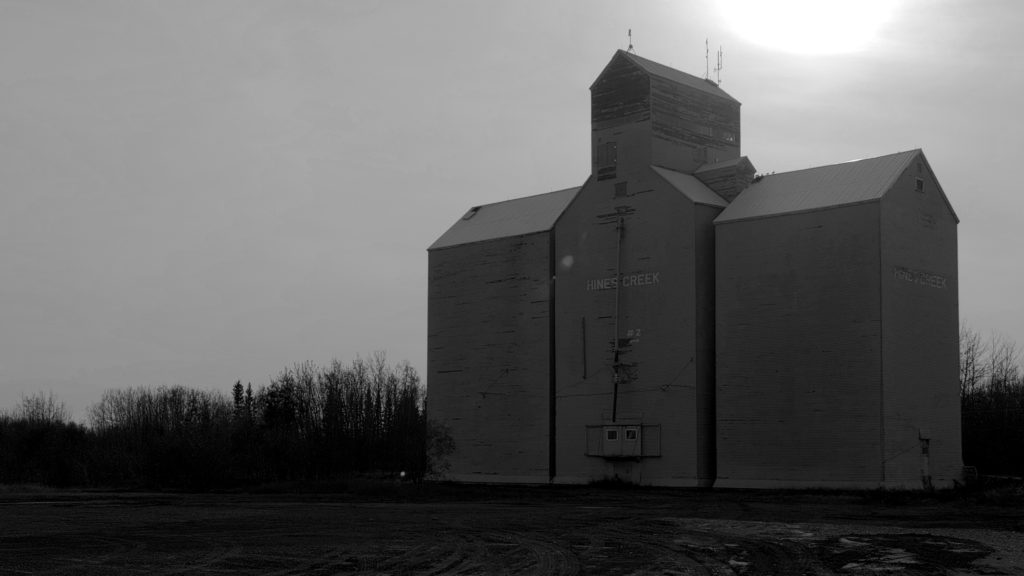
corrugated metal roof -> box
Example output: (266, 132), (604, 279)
(651, 166), (728, 208)
(429, 186), (580, 250)
(618, 50), (739, 104)
(695, 156), (754, 174)
(715, 150), (921, 224)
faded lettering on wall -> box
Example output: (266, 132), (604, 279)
(586, 272), (661, 291)
(894, 266), (947, 289)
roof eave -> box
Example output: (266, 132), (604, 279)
(714, 198), (882, 225)
(651, 165), (729, 208)
(428, 228), (553, 252)
(589, 50), (740, 104)
(589, 50), (636, 91)
(914, 151), (960, 224)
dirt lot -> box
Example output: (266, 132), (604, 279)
(1, 485), (1022, 575)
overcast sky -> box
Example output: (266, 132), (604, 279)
(2, 0), (1022, 419)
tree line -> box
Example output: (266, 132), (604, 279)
(960, 325), (1024, 476)
(4, 327), (1022, 489)
(0, 354), (452, 489)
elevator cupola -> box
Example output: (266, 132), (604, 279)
(590, 50), (741, 178)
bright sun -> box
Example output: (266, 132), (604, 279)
(717, 0), (899, 55)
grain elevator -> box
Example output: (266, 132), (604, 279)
(427, 50), (961, 489)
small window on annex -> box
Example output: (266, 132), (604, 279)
(596, 142), (617, 167)
(605, 429), (618, 441)
(595, 142), (618, 181)
(625, 428), (638, 441)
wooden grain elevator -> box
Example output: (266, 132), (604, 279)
(428, 50), (961, 489)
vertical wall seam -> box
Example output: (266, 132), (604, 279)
(549, 234), (557, 482)
(581, 316), (587, 379)
(707, 208), (717, 485)
(878, 202), (886, 484)
(695, 207), (702, 483)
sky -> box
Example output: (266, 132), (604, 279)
(2, 0), (1022, 420)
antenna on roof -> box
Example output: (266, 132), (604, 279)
(705, 38), (709, 80)
(714, 45), (724, 84)
(627, 29), (636, 54)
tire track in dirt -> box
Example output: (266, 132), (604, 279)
(424, 513), (582, 575)
(2, 495), (1019, 575)
(601, 519), (728, 575)
(371, 536), (473, 575)
(2, 533), (150, 575)
(151, 543), (243, 576)
(505, 531), (581, 575)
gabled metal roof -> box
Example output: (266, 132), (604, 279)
(695, 156), (755, 174)
(616, 50), (739, 104)
(651, 166), (729, 208)
(429, 187), (580, 250)
(715, 150), (921, 224)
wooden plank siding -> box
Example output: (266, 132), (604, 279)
(427, 234), (553, 483)
(879, 156), (962, 488)
(590, 55), (651, 131)
(716, 204), (885, 488)
(716, 159), (963, 489)
(591, 52), (742, 180)
(694, 204), (719, 485)
(650, 76), (741, 172)
(695, 159), (756, 203)
(553, 169), (720, 486)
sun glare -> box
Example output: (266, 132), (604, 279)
(717, 0), (898, 55)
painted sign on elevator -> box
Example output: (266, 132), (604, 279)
(586, 272), (661, 291)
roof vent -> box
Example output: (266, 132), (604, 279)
(461, 206), (481, 220)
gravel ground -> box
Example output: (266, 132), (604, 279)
(0, 487), (1021, 575)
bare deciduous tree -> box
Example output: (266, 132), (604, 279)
(11, 391), (70, 424)
(987, 332), (1021, 391)
(960, 323), (988, 395)
(961, 322), (1024, 476)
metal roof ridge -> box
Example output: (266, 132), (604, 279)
(467, 185), (581, 210)
(715, 149), (925, 224)
(619, 50), (716, 84)
(599, 49), (739, 103)
(428, 185), (581, 251)
(695, 156), (753, 173)
(758, 149), (920, 181)
(714, 198), (881, 225)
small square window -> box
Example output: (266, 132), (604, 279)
(625, 429), (638, 441)
(915, 178), (925, 193)
(606, 429), (618, 441)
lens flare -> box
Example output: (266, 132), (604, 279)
(717, 0), (899, 55)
